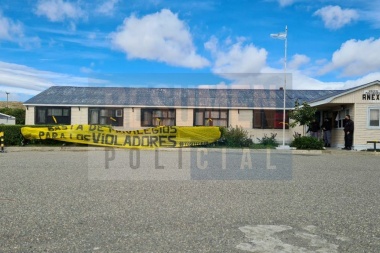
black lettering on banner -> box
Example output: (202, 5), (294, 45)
(155, 150), (164, 169)
(93, 133), (102, 143)
(150, 136), (159, 147)
(105, 134), (114, 145)
(170, 126), (177, 134)
(52, 132), (58, 139)
(89, 125), (97, 131)
(129, 149), (140, 169)
(144, 129), (151, 134)
(168, 136), (176, 147)
(39, 131), (45, 139)
(123, 136), (131, 146)
(152, 128), (158, 134)
(113, 136), (122, 146)
(132, 136), (140, 146)
(46, 132), (51, 139)
(162, 126), (170, 134)
(60, 133), (65, 139)
(159, 136), (167, 146)
(141, 136), (150, 146)
(76, 125), (83, 131)
(105, 148), (115, 169)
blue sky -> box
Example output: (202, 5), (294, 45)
(1, 0), (380, 102)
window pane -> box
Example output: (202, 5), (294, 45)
(370, 109), (379, 126)
(264, 110), (275, 128)
(211, 111), (219, 118)
(253, 111), (262, 128)
(49, 108), (62, 116)
(217, 119), (228, 127)
(168, 110), (175, 118)
(220, 110), (227, 118)
(63, 109), (69, 116)
(195, 111), (204, 125)
(100, 109), (108, 117)
(89, 110), (99, 124)
(38, 109), (46, 123)
(153, 110), (162, 117)
(142, 111), (152, 126)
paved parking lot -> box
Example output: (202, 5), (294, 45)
(1, 149), (379, 252)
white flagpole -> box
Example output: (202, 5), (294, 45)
(271, 25), (289, 149)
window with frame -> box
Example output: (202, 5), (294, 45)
(141, 109), (176, 127)
(368, 108), (380, 128)
(334, 109), (349, 128)
(193, 109), (228, 127)
(35, 107), (71, 124)
(253, 109), (289, 129)
(89, 108), (123, 126)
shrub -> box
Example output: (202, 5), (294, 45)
(0, 125), (69, 146)
(219, 125), (253, 147)
(290, 136), (324, 150)
(256, 133), (279, 148)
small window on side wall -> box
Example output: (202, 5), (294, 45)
(193, 109), (228, 127)
(141, 109), (176, 127)
(252, 109), (289, 129)
(35, 107), (71, 125)
(88, 108), (123, 126)
(368, 108), (380, 128)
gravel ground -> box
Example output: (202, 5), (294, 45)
(0, 149), (379, 252)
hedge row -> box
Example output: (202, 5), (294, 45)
(0, 125), (65, 146)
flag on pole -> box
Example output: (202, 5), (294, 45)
(270, 32), (287, 40)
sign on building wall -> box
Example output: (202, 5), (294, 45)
(362, 90), (380, 101)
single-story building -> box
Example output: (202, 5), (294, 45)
(24, 80), (380, 150)
(0, 112), (16, 125)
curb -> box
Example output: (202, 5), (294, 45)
(2, 146), (379, 155)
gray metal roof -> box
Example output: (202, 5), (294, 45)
(0, 113), (15, 119)
(24, 86), (342, 109)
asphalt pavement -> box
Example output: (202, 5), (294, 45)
(0, 148), (379, 252)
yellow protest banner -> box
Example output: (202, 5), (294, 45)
(21, 125), (221, 149)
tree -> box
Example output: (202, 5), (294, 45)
(0, 108), (26, 125)
(289, 100), (317, 135)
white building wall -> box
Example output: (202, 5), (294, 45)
(0, 117), (15, 125)
(176, 108), (193, 126)
(25, 106), (35, 125)
(126, 108), (142, 129)
(71, 107), (88, 124)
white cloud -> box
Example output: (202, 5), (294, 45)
(0, 11), (24, 41)
(0, 61), (108, 100)
(288, 54), (310, 70)
(205, 37), (268, 74)
(314, 5), (359, 30)
(0, 12), (40, 48)
(110, 9), (209, 68)
(96, 0), (120, 16)
(35, 0), (85, 22)
(321, 38), (380, 76)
